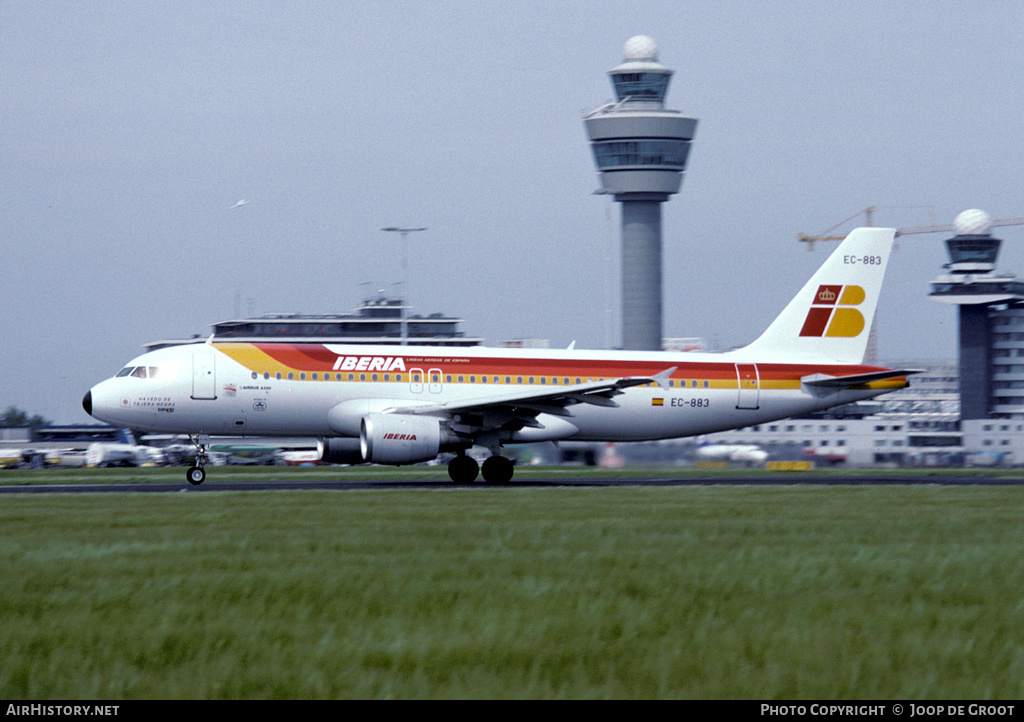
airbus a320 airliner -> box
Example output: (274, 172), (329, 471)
(83, 227), (915, 484)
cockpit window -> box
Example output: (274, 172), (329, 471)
(115, 361), (179, 380)
(117, 365), (165, 379)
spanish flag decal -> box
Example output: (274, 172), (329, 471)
(799, 285), (866, 337)
(652, 398), (664, 406)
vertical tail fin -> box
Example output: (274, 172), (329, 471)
(741, 227), (896, 363)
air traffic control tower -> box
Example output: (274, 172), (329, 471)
(584, 35), (698, 350)
(929, 209), (1024, 419)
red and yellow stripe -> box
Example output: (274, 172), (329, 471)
(212, 342), (907, 391)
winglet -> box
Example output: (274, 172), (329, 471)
(616, 366), (677, 392)
(652, 366), (677, 390)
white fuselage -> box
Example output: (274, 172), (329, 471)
(84, 341), (900, 445)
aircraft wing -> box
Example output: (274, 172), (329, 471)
(395, 367), (676, 431)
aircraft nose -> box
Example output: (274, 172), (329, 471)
(82, 391), (92, 416)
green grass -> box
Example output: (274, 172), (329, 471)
(1, 483), (1023, 698)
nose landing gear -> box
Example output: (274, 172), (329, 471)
(186, 434), (210, 485)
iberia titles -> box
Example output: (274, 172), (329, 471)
(331, 356), (407, 372)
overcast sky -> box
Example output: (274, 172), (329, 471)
(4, 1), (1024, 423)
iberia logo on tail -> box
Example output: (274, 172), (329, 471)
(799, 285), (866, 337)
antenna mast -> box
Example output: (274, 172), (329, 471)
(381, 227), (428, 344)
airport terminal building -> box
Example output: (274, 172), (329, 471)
(145, 295), (483, 351)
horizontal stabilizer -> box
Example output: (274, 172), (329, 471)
(801, 369), (921, 395)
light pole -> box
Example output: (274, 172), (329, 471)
(381, 227), (427, 344)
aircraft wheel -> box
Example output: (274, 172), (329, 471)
(186, 466), (206, 485)
(481, 455), (514, 484)
(447, 455), (479, 483)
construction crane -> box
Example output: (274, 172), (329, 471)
(798, 206), (1024, 248)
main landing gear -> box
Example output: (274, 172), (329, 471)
(447, 451), (515, 484)
(447, 453), (478, 483)
(186, 434), (208, 485)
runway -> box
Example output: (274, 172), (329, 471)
(1, 473), (1022, 494)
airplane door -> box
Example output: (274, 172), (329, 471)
(429, 368), (443, 394)
(410, 368), (424, 394)
(735, 363), (759, 410)
(192, 353), (217, 400)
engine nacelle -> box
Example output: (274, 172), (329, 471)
(317, 437), (366, 465)
(360, 413), (444, 465)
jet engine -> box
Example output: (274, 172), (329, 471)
(360, 413), (452, 465)
(317, 437), (366, 465)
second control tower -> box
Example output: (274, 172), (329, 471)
(584, 36), (698, 350)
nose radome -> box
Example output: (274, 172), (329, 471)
(82, 391), (92, 416)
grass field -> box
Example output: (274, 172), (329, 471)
(1, 468), (1023, 699)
